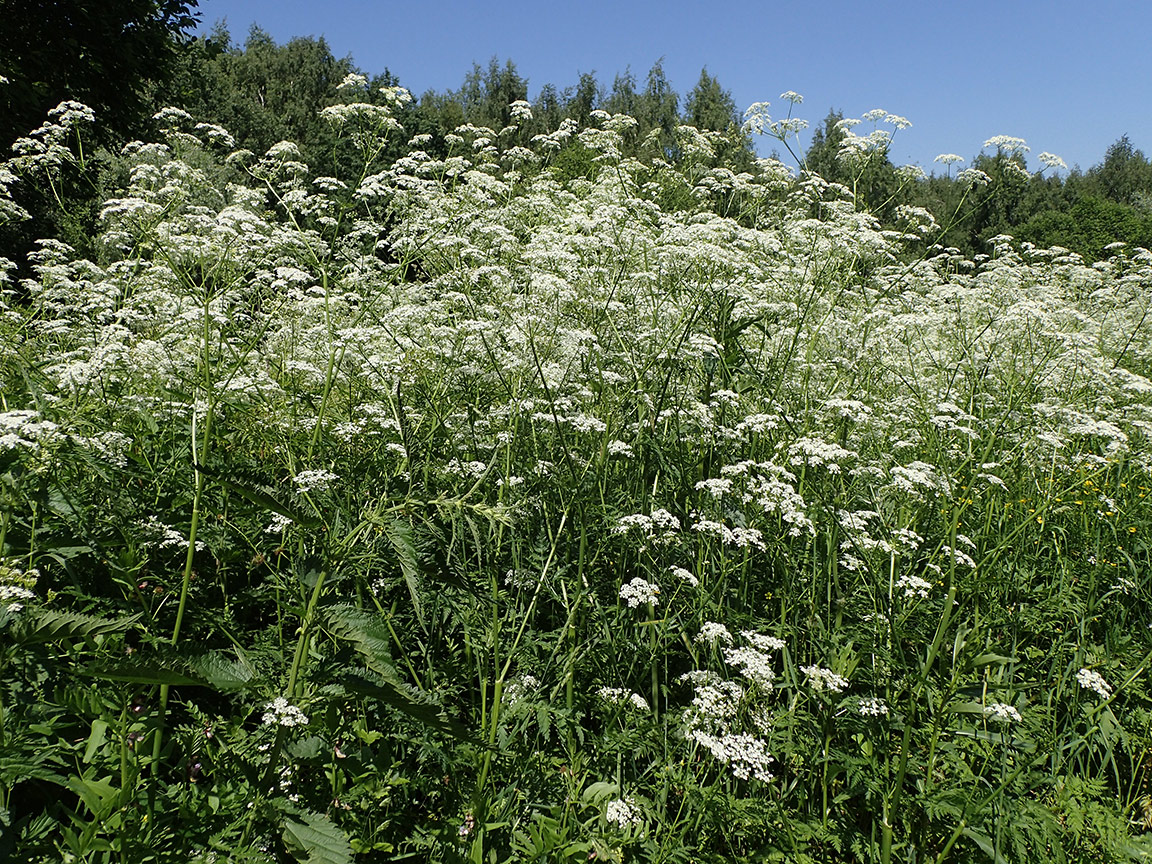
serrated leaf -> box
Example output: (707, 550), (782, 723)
(87, 648), (256, 691)
(189, 651), (257, 690)
(282, 809), (353, 864)
(340, 670), (476, 743)
(324, 604), (395, 676)
(960, 826), (1009, 863)
(17, 610), (139, 644)
(384, 517), (424, 628)
(0, 755), (67, 787)
(87, 662), (203, 687)
(194, 463), (321, 529)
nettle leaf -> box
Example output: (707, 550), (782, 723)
(339, 671), (475, 743)
(323, 604), (473, 739)
(282, 809), (353, 864)
(88, 648), (256, 691)
(384, 516), (424, 627)
(16, 610), (140, 644)
(195, 462), (322, 529)
(323, 604), (395, 673)
(0, 754), (67, 788)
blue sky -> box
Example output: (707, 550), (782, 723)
(194, 0), (1150, 174)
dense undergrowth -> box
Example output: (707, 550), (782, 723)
(1, 82), (1152, 863)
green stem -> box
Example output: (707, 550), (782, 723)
(150, 398), (214, 773)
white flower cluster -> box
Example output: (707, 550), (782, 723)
(292, 469), (339, 493)
(724, 646), (777, 688)
(680, 673), (743, 738)
(606, 439), (634, 457)
(669, 566), (698, 587)
(696, 622), (734, 646)
(612, 509), (680, 545)
(983, 702), (1022, 724)
(720, 461), (814, 537)
(619, 577), (660, 608)
(690, 518), (766, 551)
(264, 512), (293, 534)
(596, 687), (650, 711)
(1076, 668), (1112, 700)
(695, 477), (733, 498)
(138, 516), (206, 552)
(857, 697), (889, 717)
(692, 732), (774, 781)
(1, 562), (39, 614)
(503, 674), (540, 708)
(444, 459), (487, 478)
(0, 409), (65, 451)
(786, 437), (856, 473)
(605, 797), (640, 829)
(889, 461), (951, 499)
(801, 665), (849, 693)
(0, 583), (35, 613)
(261, 697), (309, 727)
(896, 573), (933, 599)
(741, 631), (785, 652)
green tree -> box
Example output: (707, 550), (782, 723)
(169, 24), (365, 166)
(0, 0), (201, 147)
(457, 57), (529, 129)
(683, 68), (753, 170)
(1018, 196), (1152, 260)
(604, 69), (640, 118)
(564, 72), (602, 128)
(804, 110), (848, 183)
(1090, 135), (1152, 210)
(684, 68), (738, 133)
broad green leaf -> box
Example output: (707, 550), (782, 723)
(384, 517), (424, 628)
(83, 719), (108, 764)
(18, 610), (140, 644)
(195, 463), (322, 528)
(87, 649), (256, 691)
(282, 809), (353, 864)
(339, 671), (476, 743)
(86, 662), (203, 687)
(66, 773), (119, 820)
(960, 826), (1009, 864)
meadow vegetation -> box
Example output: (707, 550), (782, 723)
(1, 64), (1151, 864)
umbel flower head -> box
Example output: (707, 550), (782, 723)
(1076, 668), (1112, 700)
(261, 697), (309, 727)
(619, 577), (660, 608)
(983, 702), (1022, 724)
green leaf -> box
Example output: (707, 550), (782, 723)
(339, 670), (476, 742)
(87, 648), (256, 691)
(0, 755), (68, 787)
(282, 809), (353, 864)
(83, 719), (109, 764)
(969, 653), (1015, 667)
(66, 773), (119, 820)
(189, 651), (258, 690)
(323, 605), (474, 740)
(960, 826), (1009, 863)
(86, 662), (203, 687)
(323, 604), (395, 676)
(195, 463), (322, 529)
(17, 610), (139, 644)
(385, 517), (424, 628)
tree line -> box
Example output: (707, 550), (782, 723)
(4, 1), (1152, 265)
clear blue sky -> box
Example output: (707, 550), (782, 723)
(194, 0), (1149, 174)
